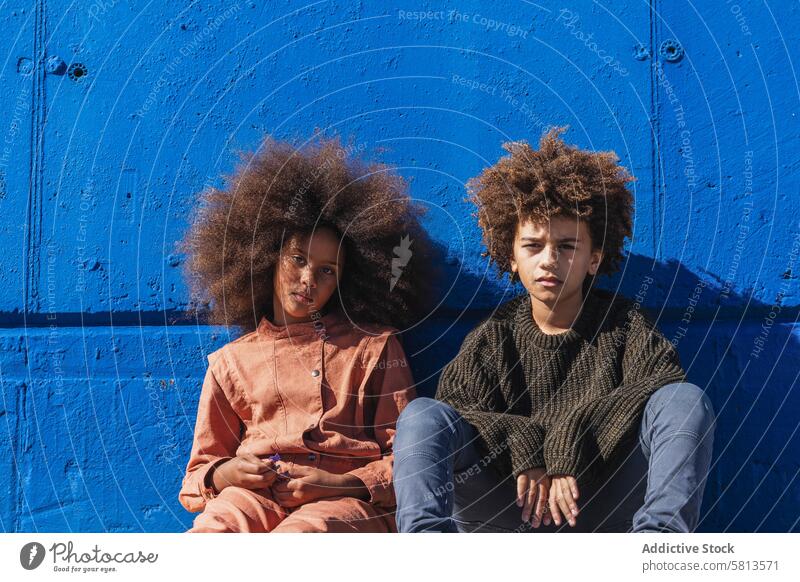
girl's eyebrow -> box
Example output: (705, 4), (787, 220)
(289, 248), (340, 267)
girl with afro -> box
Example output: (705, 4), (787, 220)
(393, 127), (716, 533)
(178, 136), (435, 532)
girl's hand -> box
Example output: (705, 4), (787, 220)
(271, 464), (368, 508)
(211, 452), (279, 493)
(516, 467), (550, 527)
(546, 474), (580, 527)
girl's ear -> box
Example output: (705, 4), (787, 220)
(588, 249), (603, 275)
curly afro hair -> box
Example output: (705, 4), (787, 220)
(180, 135), (438, 333)
(466, 126), (635, 284)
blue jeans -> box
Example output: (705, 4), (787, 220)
(393, 383), (716, 532)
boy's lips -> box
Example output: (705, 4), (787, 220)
(536, 276), (562, 287)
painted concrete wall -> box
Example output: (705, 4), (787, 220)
(0, 0), (797, 532)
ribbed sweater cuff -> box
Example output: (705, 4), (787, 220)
(544, 413), (588, 479)
(508, 424), (546, 476)
(545, 455), (583, 478)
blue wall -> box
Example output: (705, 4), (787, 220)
(0, 0), (797, 532)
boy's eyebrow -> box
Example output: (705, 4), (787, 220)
(520, 236), (580, 243)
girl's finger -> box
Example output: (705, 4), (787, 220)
(240, 452), (263, 465)
(516, 474), (529, 508)
(271, 479), (289, 493)
(241, 461), (267, 474)
(250, 460), (275, 474)
(243, 473), (269, 487)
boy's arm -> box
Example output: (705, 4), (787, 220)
(543, 313), (685, 485)
(436, 331), (547, 477)
(345, 334), (416, 509)
(178, 357), (243, 513)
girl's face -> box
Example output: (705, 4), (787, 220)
(272, 227), (345, 325)
(510, 215), (602, 308)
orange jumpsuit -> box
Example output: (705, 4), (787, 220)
(179, 310), (415, 532)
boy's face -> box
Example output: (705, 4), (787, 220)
(510, 215), (602, 307)
(272, 227), (345, 325)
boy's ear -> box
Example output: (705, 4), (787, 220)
(588, 249), (603, 275)
(510, 257), (518, 273)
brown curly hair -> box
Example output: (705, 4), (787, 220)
(179, 135), (438, 333)
(467, 126), (634, 284)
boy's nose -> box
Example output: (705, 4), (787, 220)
(541, 246), (559, 266)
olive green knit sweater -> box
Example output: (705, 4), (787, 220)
(435, 288), (686, 487)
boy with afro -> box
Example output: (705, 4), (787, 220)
(393, 128), (716, 533)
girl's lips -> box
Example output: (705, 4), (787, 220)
(291, 292), (313, 305)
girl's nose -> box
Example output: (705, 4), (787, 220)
(300, 266), (316, 288)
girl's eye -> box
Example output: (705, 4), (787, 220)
(561, 244), (576, 250)
(291, 255), (305, 265)
(321, 267), (335, 276)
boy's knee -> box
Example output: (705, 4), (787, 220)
(397, 397), (459, 434)
(647, 382), (716, 434)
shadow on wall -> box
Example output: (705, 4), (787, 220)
(405, 246), (800, 533)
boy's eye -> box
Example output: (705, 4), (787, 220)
(321, 267), (335, 276)
(560, 244), (576, 250)
(291, 255), (305, 264)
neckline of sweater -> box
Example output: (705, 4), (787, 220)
(511, 290), (606, 350)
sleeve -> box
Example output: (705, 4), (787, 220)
(435, 330), (547, 478)
(544, 312), (686, 484)
(345, 334), (416, 509)
(178, 354), (244, 513)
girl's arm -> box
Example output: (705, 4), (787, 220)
(344, 334), (416, 509)
(178, 355), (243, 513)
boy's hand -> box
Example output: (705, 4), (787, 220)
(516, 467), (550, 527)
(211, 452), (279, 493)
(271, 464), (369, 508)
(547, 474), (580, 527)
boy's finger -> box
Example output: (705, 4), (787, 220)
(522, 482), (536, 522)
(562, 479), (579, 516)
(532, 483), (547, 527)
(516, 474), (529, 507)
(556, 481), (576, 526)
(548, 494), (562, 526)
(569, 477), (579, 500)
